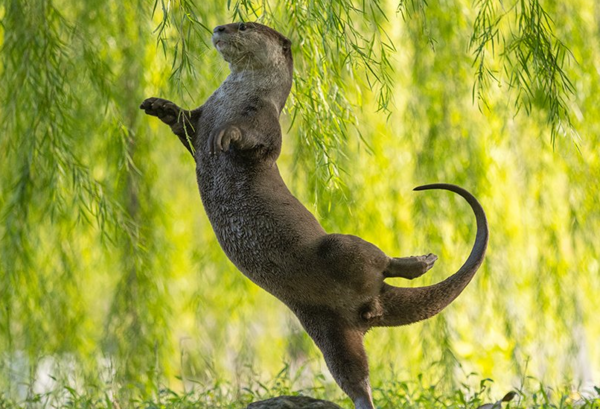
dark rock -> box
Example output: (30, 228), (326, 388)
(246, 395), (344, 409)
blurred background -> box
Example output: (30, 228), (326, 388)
(1, 0), (599, 403)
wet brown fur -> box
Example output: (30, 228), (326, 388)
(140, 22), (489, 409)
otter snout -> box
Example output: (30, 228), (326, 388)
(212, 24), (241, 54)
(212, 25), (229, 43)
(212, 28), (231, 54)
(213, 23), (245, 35)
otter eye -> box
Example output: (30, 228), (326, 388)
(239, 22), (247, 31)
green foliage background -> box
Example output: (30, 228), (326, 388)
(1, 0), (599, 403)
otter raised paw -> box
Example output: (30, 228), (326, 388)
(141, 97), (200, 155)
(140, 97), (181, 125)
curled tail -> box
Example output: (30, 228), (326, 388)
(374, 183), (489, 327)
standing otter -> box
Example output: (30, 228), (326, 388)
(140, 22), (488, 409)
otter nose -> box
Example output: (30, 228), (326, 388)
(213, 25), (226, 34)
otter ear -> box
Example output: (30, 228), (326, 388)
(282, 37), (292, 51)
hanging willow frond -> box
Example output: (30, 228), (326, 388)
(470, 0), (576, 143)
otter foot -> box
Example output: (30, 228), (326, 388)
(140, 97), (180, 126)
(384, 253), (437, 279)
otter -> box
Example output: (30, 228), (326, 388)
(140, 22), (488, 409)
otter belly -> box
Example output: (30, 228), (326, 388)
(194, 156), (330, 295)
(197, 169), (296, 265)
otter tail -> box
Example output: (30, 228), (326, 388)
(374, 183), (489, 327)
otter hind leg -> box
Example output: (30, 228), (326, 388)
(383, 253), (437, 279)
(296, 312), (375, 409)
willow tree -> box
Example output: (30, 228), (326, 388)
(1, 0), (598, 403)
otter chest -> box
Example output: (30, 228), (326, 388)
(198, 75), (272, 134)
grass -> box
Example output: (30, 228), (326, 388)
(1, 371), (598, 409)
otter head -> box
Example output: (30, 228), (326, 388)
(212, 22), (293, 74)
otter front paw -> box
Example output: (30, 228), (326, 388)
(140, 97), (180, 126)
(208, 125), (242, 155)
